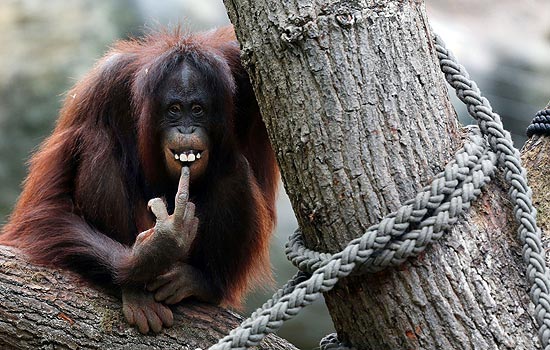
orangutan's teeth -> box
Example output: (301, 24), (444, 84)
(196, 153), (201, 159)
(180, 153), (188, 161)
(188, 154), (196, 162)
(175, 154), (179, 160)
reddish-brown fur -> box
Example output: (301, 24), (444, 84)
(0, 26), (278, 307)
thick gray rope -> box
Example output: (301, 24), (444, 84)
(212, 121), (495, 350)
(436, 34), (550, 350)
(286, 126), (495, 275)
(209, 34), (550, 350)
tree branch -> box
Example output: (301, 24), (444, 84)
(0, 245), (296, 349)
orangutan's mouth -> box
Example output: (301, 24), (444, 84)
(169, 149), (203, 166)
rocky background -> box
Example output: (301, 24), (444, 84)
(0, 0), (548, 348)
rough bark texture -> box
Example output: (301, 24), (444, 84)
(0, 246), (296, 350)
(225, 0), (539, 349)
(522, 101), (550, 235)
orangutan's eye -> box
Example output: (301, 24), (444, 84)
(168, 104), (181, 114)
(191, 104), (203, 115)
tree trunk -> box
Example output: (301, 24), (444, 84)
(225, 0), (540, 349)
(0, 246), (296, 350)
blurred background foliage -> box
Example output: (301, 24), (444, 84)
(0, 0), (548, 348)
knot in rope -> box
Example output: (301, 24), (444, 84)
(209, 34), (550, 350)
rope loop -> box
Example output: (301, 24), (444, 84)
(286, 128), (495, 275)
(209, 33), (550, 350)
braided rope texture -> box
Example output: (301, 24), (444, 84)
(208, 34), (550, 350)
(526, 109), (550, 137)
(319, 333), (357, 350)
(286, 127), (495, 275)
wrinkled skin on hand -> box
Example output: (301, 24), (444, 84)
(122, 287), (174, 334)
(132, 167), (198, 269)
(147, 263), (219, 305)
(123, 167), (200, 334)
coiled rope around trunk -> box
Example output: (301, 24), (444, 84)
(209, 33), (550, 350)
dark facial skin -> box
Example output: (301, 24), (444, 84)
(160, 64), (212, 183)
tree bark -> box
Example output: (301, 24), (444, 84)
(522, 101), (550, 235)
(0, 246), (296, 350)
(225, 0), (540, 349)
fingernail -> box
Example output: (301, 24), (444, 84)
(182, 166), (190, 175)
